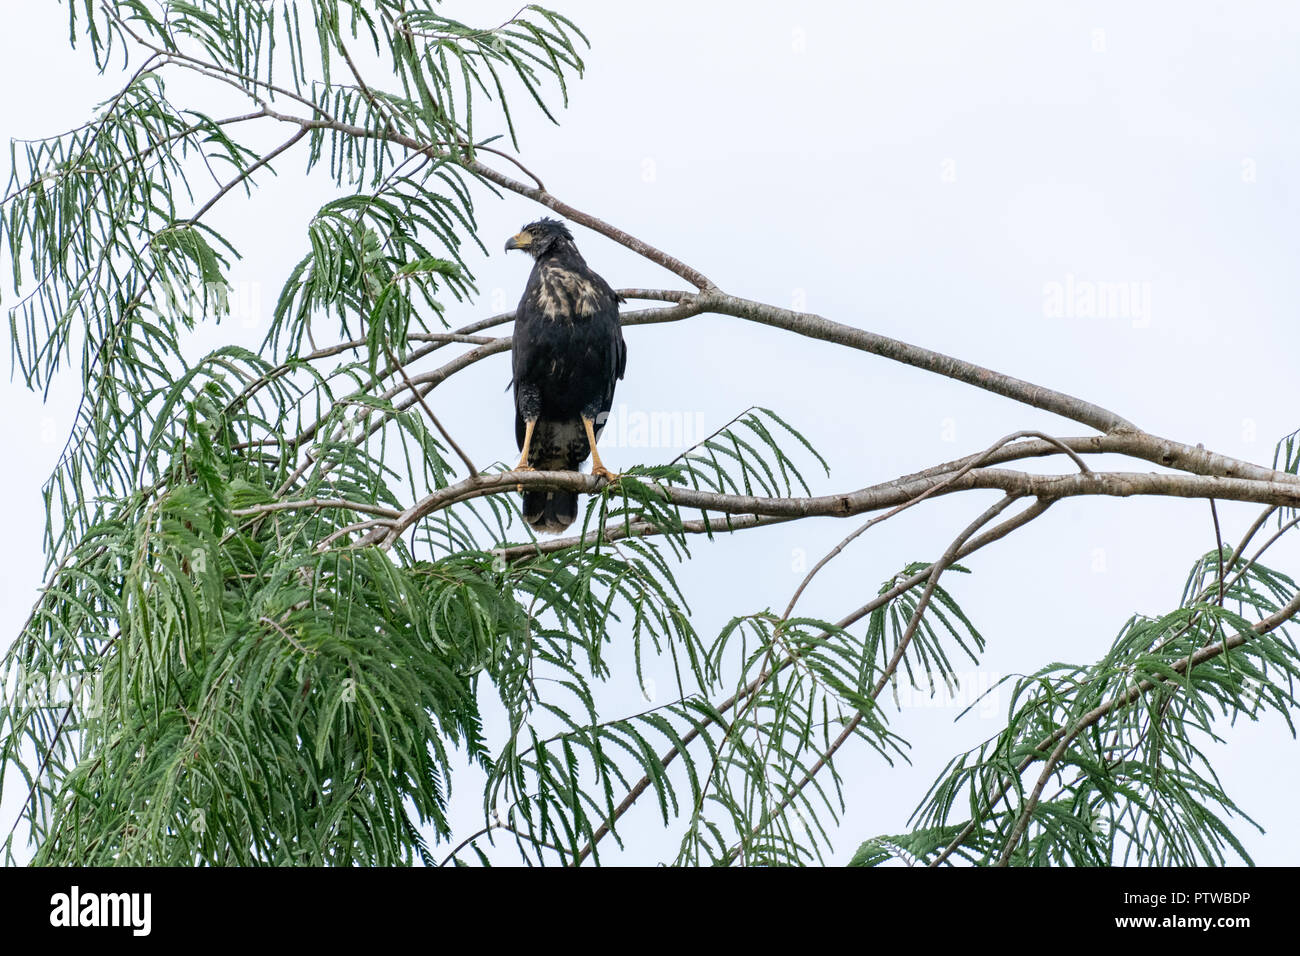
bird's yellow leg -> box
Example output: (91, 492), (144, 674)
(583, 417), (620, 481)
(515, 419), (537, 471)
(515, 419), (537, 492)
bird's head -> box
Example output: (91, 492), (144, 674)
(504, 217), (575, 259)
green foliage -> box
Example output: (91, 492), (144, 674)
(669, 406), (830, 500)
(0, 0), (600, 866)
(272, 180), (474, 365)
(855, 549), (1300, 867)
(4, 2), (866, 868)
(3, 1), (587, 559)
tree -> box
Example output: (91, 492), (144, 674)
(1, 1), (1297, 867)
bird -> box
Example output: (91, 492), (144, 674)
(504, 217), (626, 533)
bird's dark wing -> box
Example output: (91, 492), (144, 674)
(512, 267), (549, 451)
(588, 277), (625, 434)
(600, 278), (627, 382)
(511, 270), (545, 390)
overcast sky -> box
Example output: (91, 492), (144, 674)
(3, 1), (1299, 865)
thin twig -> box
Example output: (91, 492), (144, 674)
(1210, 498), (1226, 606)
(385, 344), (479, 476)
(784, 430), (1087, 619)
(574, 496), (1055, 864)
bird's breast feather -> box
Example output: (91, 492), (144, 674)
(534, 264), (606, 319)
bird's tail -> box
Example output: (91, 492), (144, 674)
(523, 489), (578, 534)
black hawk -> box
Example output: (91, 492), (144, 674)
(505, 217), (626, 533)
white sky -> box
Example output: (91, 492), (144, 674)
(2, 1), (1299, 865)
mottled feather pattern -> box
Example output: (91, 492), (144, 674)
(527, 418), (589, 470)
(536, 263), (607, 319)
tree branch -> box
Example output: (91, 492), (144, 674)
(341, 465), (1300, 551)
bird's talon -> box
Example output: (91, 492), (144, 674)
(591, 466), (620, 483)
(514, 463), (537, 493)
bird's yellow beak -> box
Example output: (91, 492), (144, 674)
(505, 231), (532, 252)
